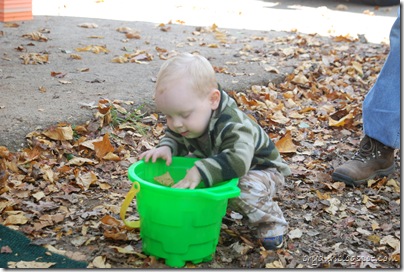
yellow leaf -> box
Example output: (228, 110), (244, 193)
(265, 260), (284, 268)
(352, 61), (363, 75)
(367, 179), (378, 187)
(371, 221), (380, 231)
(75, 45), (109, 54)
(4, 211), (28, 225)
(102, 152), (120, 161)
(328, 113), (353, 127)
(316, 190), (330, 200)
(275, 131), (296, 153)
(386, 179), (400, 192)
(367, 234), (381, 244)
(99, 183), (111, 190)
(362, 195), (369, 204)
(112, 56), (128, 63)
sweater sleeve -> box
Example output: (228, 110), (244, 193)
(156, 129), (189, 156)
(194, 122), (254, 187)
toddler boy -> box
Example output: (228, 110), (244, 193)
(139, 52), (291, 250)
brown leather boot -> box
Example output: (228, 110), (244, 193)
(332, 135), (395, 187)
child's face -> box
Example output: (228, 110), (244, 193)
(155, 78), (220, 139)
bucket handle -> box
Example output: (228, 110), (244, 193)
(119, 181), (141, 229)
(197, 184), (240, 201)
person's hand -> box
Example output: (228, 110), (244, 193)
(172, 166), (201, 189)
(138, 146), (172, 166)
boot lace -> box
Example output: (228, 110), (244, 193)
(352, 136), (382, 163)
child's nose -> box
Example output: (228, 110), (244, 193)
(173, 118), (183, 129)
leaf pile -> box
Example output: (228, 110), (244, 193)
(0, 26), (400, 268)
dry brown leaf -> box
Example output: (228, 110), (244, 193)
(20, 53), (49, 64)
(154, 172), (174, 187)
(22, 32), (48, 42)
(78, 23), (98, 28)
(4, 211), (29, 225)
(8, 261), (56, 268)
(66, 157), (98, 166)
(42, 126), (73, 141)
(266, 260), (284, 268)
(101, 215), (121, 226)
(270, 110), (290, 124)
(103, 229), (127, 241)
(75, 171), (98, 190)
(93, 133), (115, 159)
(69, 54), (82, 60)
(89, 256), (111, 268)
(275, 131), (296, 153)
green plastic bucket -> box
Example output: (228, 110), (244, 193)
(127, 157), (240, 267)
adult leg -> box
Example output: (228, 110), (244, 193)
(332, 10), (400, 186)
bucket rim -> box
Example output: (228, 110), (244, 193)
(128, 157), (239, 194)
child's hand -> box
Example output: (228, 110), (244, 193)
(138, 146), (172, 166)
(172, 166), (201, 189)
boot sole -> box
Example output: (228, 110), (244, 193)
(332, 164), (395, 187)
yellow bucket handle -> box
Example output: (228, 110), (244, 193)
(120, 181), (141, 229)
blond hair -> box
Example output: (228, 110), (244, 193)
(155, 52), (217, 98)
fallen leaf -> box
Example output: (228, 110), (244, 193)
(75, 45), (109, 54)
(78, 23), (98, 28)
(288, 228), (303, 239)
(93, 133), (115, 159)
(154, 172), (174, 187)
(266, 260), (284, 268)
(275, 131), (296, 153)
(4, 211), (29, 225)
(8, 261), (56, 268)
(42, 125), (73, 141)
(75, 171), (98, 190)
(89, 256), (111, 268)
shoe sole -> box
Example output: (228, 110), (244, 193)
(332, 164), (395, 187)
(261, 237), (284, 250)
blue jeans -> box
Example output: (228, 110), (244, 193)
(362, 9), (401, 149)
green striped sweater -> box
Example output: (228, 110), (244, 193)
(157, 89), (291, 187)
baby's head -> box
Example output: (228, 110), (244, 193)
(155, 52), (217, 98)
(154, 53), (221, 139)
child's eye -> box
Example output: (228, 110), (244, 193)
(181, 111), (192, 118)
(181, 114), (190, 119)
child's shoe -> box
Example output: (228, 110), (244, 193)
(261, 235), (283, 250)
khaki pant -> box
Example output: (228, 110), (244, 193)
(228, 168), (288, 238)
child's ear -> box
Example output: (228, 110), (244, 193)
(209, 89), (221, 110)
